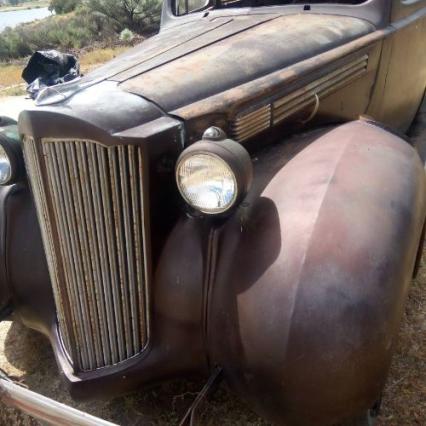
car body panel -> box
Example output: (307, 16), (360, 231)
(0, 186), (14, 315)
(162, 0), (391, 30)
(117, 14), (374, 111)
(391, 0), (426, 21)
(367, 6), (426, 131)
(207, 120), (426, 425)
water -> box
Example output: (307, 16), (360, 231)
(0, 7), (52, 32)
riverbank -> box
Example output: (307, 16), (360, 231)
(0, 0), (49, 13)
(0, 5), (51, 32)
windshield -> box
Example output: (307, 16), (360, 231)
(175, 0), (367, 16)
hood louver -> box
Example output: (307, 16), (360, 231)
(231, 54), (369, 142)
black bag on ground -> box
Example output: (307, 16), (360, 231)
(22, 50), (80, 99)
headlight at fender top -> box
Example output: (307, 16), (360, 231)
(176, 139), (253, 215)
(0, 145), (12, 185)
(177, 153), (237, 214)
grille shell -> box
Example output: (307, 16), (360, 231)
(23, 137), (150, 372)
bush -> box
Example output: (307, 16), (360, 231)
(49, 0), (80, 14)
(0, 11), (116, 61)
(0, 0), (162, 61)
(119, 28), (135, 42)
(85, 0), (161, 34)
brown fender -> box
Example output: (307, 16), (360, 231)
(207, 121), (426, 425)
(0, 186), (15, 316)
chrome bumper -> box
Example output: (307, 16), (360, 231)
(0, 370), (117, 426)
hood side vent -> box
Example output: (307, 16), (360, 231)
(231, 54), (369, 142)
(231, 105), (272, 142)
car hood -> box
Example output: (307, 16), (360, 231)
(37, 13), (374, 113)
(115, 13), (374, 112)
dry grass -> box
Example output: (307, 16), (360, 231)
(0, 46), (129, 96)
(377, 274), (426, 425)
(0, 85), (26, 97)
(79, 47), (128, 71)
(0, 63), (24, 89)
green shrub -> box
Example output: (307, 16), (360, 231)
(49, 0), (80, 14)
(119, 28), (135, 42)
(85, 0), (161, 34)
(0, 11), (117, 61)
(0, 0), (161, 61)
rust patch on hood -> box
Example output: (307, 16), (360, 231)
(86, 14), (278, 83)
(117, 14), (374, 112)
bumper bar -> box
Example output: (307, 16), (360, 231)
(0, 370), (117, 426)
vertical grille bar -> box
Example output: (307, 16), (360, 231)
(137, 149), (148, 339)
(23, 138), (149, 371)
(75, 142), (111, 366)
(130, 148), (146, 346)
(87, 144), (119, 364)
(43, 143), (91, 369)
(97, 146), (126, 361)
(119, 146), (140, 353)
(65, 143), (103, 369)
(109, 148), (133, 359)
(22, 138), (72, 355)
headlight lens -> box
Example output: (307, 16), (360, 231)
(176, 137), (253, 215)
(0, 145), (12, 185)
(177, 153), (237, 214)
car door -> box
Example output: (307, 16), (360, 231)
(367, 0), (426, 131)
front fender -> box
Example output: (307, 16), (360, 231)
(0, 186), (14, 315)
(207, 121), (426, 425)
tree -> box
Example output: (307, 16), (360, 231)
(85, 0), (161, 34)
(49, 0), (80, 14)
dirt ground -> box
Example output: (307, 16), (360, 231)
(0, 321), (267, 426)
(0, 96), (30, 121)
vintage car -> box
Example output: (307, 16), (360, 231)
(1, 0), (426, 424)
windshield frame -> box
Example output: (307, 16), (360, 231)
(169, 0), (380, 21)
(161, 0), (388, 29)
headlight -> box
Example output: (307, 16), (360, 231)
(0, 119), (23, 186)
(176, 138), (253, 215)
(0, 145), (12, 185)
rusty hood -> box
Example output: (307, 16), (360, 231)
(113, 13), (374, 112)
(37, 13), (374, 113)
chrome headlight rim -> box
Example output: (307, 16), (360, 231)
(176, 151), (239, 215)
(175, 139), (253, 216)
(0, 145), (13, 185)
(0, 119), (23, 186)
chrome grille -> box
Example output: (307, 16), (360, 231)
(23, 138), (149, 371)
(231, 54), (369, 142)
